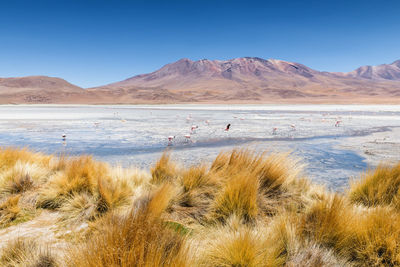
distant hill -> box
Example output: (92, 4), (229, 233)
(344, 60), (400, 81)
(0, 76), (85, 104)
(2, 58), (400, 104)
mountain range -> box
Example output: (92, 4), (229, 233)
(1, 57), (400, 104)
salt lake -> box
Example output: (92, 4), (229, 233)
(1, 104), (399, 190)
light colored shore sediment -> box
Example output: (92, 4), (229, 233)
(337, 127), (400, 168)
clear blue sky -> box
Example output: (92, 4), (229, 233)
(1, 0), (399, 88)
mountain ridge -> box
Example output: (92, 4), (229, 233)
(2, 57), (400, 104)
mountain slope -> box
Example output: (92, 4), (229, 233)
(2, 58), (400, 104)
(345, 60), (400, 81)
(0, 76), (85, 104)
(90, 57), (400, 103)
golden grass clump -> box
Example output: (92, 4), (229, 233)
(0, 161), (51, 196)
(197, 225), (270, 267)
(96, 176), (132, 213)
(299, 194), (353, 252)
(0, 194), (36, 228)
(211, 150), (306, 195)
(2, 147), (400, 266)
(349, 207), (400, 266)
(38, 158), (135, 225)
(196, 214), (290, 267)
(59, 192), (98, 225)
(0, 148), (55, 198)
(298, 193), (400, 266)
(165, 149), (314, 226)
(0, 147), (52, 172)
(212, 169), (259, 222)
(66, 183), (191, 267)
(349, 163), (400, 208)
(0, 238), (57, 267)
(208, 150), (312, 220)
(172, 165), (220, 223)
(37, 156), (107, 209)
(181, 164), (214, 192)
(56, 156), (106, 194)
(145, 183), (177, 218)
(151, 152), (178, 184)
(0, 195), (21, 227)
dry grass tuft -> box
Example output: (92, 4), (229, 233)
(0, 161), (50, 195)
(151, 152), (178, 184)
(299, 194), (353, 252)
(196, 215), (289, 267)
(59, 192), (98, 225)
(57, 156), (106, 196)
(96, 176), (132, 213)
(37, 156), (107, 209)
(33, 155), (137, 226)
(197, 226), (269, 267)
(349, 163), (400, 208)
(181, 165), (213, 192)
(0, 147), (52, 171)
(349, 207), (400, 266)
(167, 149), (312, 225)
(298, 193), (400, 266)
(66, 184), (191, 267)
(212, 169), (259, 223)
(1, 147), (400, 266)
(0, 195), (21, 227)
(145, 183), (177, 218)
(0, 194), (37, 228)
(0, 238), (57, 267)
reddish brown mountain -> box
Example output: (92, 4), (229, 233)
(0, 76), (85, 104)
(2, 58), (400, 104)
(89, 57), (400, 103)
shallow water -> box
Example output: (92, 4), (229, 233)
(1, 104), (400, 190)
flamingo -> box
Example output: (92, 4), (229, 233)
(184, 134), (191, 143)
(225, 124), (231, 131)
(272, 127), (278, 135)
(335, 120), (342, 127)
(167, 136), (175, 146)
(290, 124), (296, 131)
(62, 133), (67, 147)
(191, 125), (198, 133)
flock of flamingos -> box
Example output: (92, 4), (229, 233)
(60, 111), (344, 148)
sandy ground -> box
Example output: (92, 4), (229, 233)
(338, 127), (400, 169)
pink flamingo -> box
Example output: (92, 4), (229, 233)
(191, 125), (198, 133)
(167, 136), (175, 146)
(184, 134), (191, 143)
